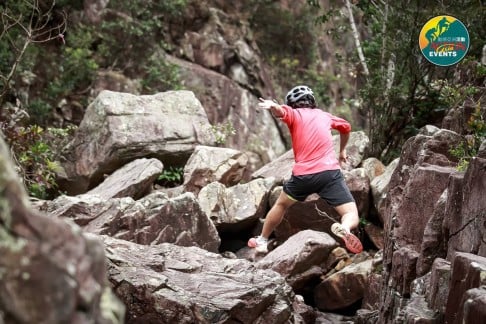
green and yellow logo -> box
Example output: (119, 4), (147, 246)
(419, 15), (469, 66)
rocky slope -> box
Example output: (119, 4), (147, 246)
(1, 1), (485, 323)
(1, 89), (484, 323)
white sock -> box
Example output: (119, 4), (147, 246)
(342, 225), (351, 233)
(257, 236), (268, 243)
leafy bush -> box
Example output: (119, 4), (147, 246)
(97, 0), (187, 75)
(210, 121), (236, 146)
(157, 166), (184, 187)
(0, 105), (76, 199)
(1, 0), (192, 199)
(27, 99), (52, 125)
(0, 0), (67, 106)
(249, 2), (321, 96)
(141, 53), (182, 93)
(250, 2), (316, 67)
(449, 105), (486, 171)
(50, 28), (99, 96)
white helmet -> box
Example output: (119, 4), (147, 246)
(285, 85), (316, 107)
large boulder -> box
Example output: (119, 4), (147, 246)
(416, 156), (486, 276)
(102, 236), (298, 324)
(416, 189), (450, 276)
(198, 178), (276, 233)
(427, 258), (451, 315)
(59, 90), (215, 194)
(86, 158), (163, 200)
(462, 287), (486, 324)
(183, 145), (248, 194)
(0, 134), (124, 323)
(377, 128), (469, 323)
(44, 191), (221, 253)
(392, 164), (456, 253)
(382, 129), (463, 260)
(370, 158), (399, 224)
(361, 157), (386, 181)
(444, 157), (486, 259)
(336, 131), (370, 171)
(256, 230), (338, 289)
(252, 149), (294, 184)
(314, 258), (373, 311)
(444, 252), (486, 324)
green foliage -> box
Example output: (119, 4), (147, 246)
(157, 166), (183, 187)
(97, 0), (187, 75)
(359, 217), (369, 226)
(0, 117), (77, 199)
(344, 0), (485, 163)
(269, 56), (335, 107)
(449, 142), (470, 171)
(1, 0), (190, 199)
(250, 2), (317, 66)
(449, 104), (486, 171)
(0, 0), (67, 105)
(47, 48), (97, 94)
(22, 29), (99, 125)
(210, 121), (236, 146)
(0, 35), (15, 78)
(0, 1), (33, 74)
(305, 0), (486, 163)
(141, 53), (182, 93)
(27, 99), (52, 124)
(250, 1), (327, 99)
(55, 28), (99, 91)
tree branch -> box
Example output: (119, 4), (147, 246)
(345, 0), (369, 77)
(0, 0), (67, 105)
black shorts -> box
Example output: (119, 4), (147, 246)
(283, 169), (355, 206)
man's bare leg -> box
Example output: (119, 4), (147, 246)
(260, 191), (297, 239)
(333, 201), (359, 232)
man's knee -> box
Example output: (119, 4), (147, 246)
(275, 192), (297, 209)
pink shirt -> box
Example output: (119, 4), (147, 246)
(280, 105), (351, 176)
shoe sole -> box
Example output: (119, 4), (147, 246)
(331, 223), (363, 254)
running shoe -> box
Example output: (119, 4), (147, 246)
(331, 223), (363, 254)
(247, 236), (269, 254)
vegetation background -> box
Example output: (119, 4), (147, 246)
(0, 0), (484, 199)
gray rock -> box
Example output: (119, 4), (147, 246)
(198, 178), (276, 232)
(444, 253), (486, 324)
(370, 158), (399, 224)
(0, 134), (124, 324)
(256, 230), (338, 288)
(169, 55), (287, 166)
(45, 191), (221, 253)
(86, 158), (163, 200)
(60, 90), (215, 194)
(183, 145), (248, 194)
(314, 258), (373, 311)
(102, 235), (297, 324)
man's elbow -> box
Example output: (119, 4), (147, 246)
(340, 125), (352, 134)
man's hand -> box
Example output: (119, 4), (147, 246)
(258, 98), (284, 117)
(257, 98), (277, 110)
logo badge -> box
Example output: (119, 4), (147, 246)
(419, 15), (470, 66)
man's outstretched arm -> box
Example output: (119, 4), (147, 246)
(257, 98), (285, 118)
